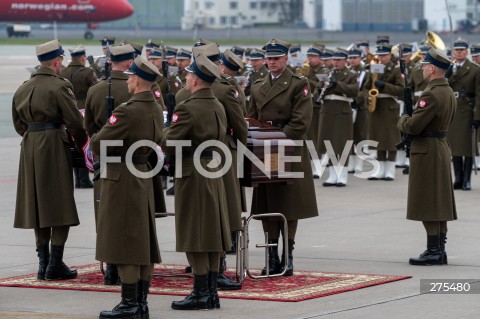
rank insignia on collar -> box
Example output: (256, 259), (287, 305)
(418, 99), (427, 108)
(172, 113), (179, 123)
(108, 114), (118, 125)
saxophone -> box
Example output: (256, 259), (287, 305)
(368, 62), (379, 112)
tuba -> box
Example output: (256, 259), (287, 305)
(296, 61), (310, 77)
(368, 61), (379, 112)
(410, 31), (446, 63)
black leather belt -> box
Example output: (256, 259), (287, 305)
(419, 131), (447, 138)
(120, 154), (150, 164)
(453, 91), (475, 99)
(27, 123), (65, 132)
(182, 150), (214, 158)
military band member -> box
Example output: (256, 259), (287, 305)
(398, 48), (457, 266)
(347, 46), (370, 173)
(447, 39), (480, 191)
(60, 45), (98, 189)
(356, 40), (375, 65)
(470, 44), (480, 64)
(164, 54), (231, 310)
(92, 57), (162, 319)
(248, 39), (318, 276)
(410, 45), (430, 104)
(318, 48), (358, 187)
(366, 43), (403, 181)
(12, 39), (87, 281)
(321, 48), (334, 69)
(244, 48), (268, 100)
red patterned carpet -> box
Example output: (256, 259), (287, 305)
(0, 264), (410, 302)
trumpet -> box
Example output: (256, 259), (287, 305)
(368, 61), (379, 112)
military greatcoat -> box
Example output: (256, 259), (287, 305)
(161, 88), (232, 252)
(351, 64), (370, 145)
(398, 78), (457, 221)
(447, 59), (480, 156)
(90, 91), (162, 265)
(318, 67), (358, 156)
(247, 68), (318, 220)
(176, 75), (248, 231)
(365, 61), (403, 151)
(12, 67), (87, 229)
(60, 61), (97, 109)
(306, 63), (324, 148)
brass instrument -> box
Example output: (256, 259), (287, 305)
(296, 61), (310, 77)
(368, 61), (379, 112)
(411, 31), (446, 63)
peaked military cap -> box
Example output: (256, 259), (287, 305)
(121, 40), (143, 56)
(453, 39), (469, 49)
(333, 48), (348, 59)
(109, 44), (135, 62)
(149, 49), (163, 59)
(165, 46), (178, 58)
(289, 44), (301, 55)
(420, 47), (452, 70)
(194, 38), (215, 47)
(376, 43), (392, 55)
(230, 45), (245, 57)
(36, 39), (65, 61)
(176, 48), (192, 60)
(69, 45), (86, 57)
(321, 48), (334, 60)
(446, 48), (452, 58)
(248, 48), (266, 60)
(376, 35), (390, 44)
(470, 44), (480, 56)
(186, 53), (221, 83)
(307, 44), (323, 56)
(263, 38), (291, 57)
(100, 37), (115, 48)
(124, 56), (160, 81)
(356, 40), (369, 47)
(401, 43), (413, 54)
(419, 45), (431, 54)
(221, 49), (244, 72)
(145, 39), (160, 50)
(192, 43), (221, 62)
(347, 46), (362, 57)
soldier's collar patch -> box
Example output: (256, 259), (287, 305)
(108, 114), (118, 125)
(154, 90), (161, 99)
(418, 99), (427, 108)
(172, 113), (179, 123)
(303, 87), (309, 96)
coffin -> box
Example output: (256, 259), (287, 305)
(240, 118), (296, 187)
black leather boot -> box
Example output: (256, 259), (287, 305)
(452, 156), (463, 189)
(99, 282), (141, 319)
(440, 233), (448, 265)
(45, 245), (78, 280)
(261, 239), (281, 275)
(78, 167), (93, 188)
(217, 256), (241, 290)
(171, 274), (211, 310)
(409, 235), (444, 265)
(226, 231), (237, 255)
(73, 168), (80, 188)
(462, 157), (472, 190)
(208, 272), (220, 309)
(36, 245), (49, 280)
(137, 280), (150, 319)
(104, 263), (120, 285)
(281, 240), (295, 276)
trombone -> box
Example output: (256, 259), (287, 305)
(236, 213), (288, 283)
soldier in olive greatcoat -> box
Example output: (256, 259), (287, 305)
(12, 39), (87, 281)
(163, 54), (231, 311)
(447, 39), (480, 191)
(398, 48), (457, 266)
(247, 39), (319, 276)
(92, 57), (163, 319)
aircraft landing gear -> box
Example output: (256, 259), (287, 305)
(84, 31), (94, 40)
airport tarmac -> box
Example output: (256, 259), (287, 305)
(1, 45), (480, 319)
